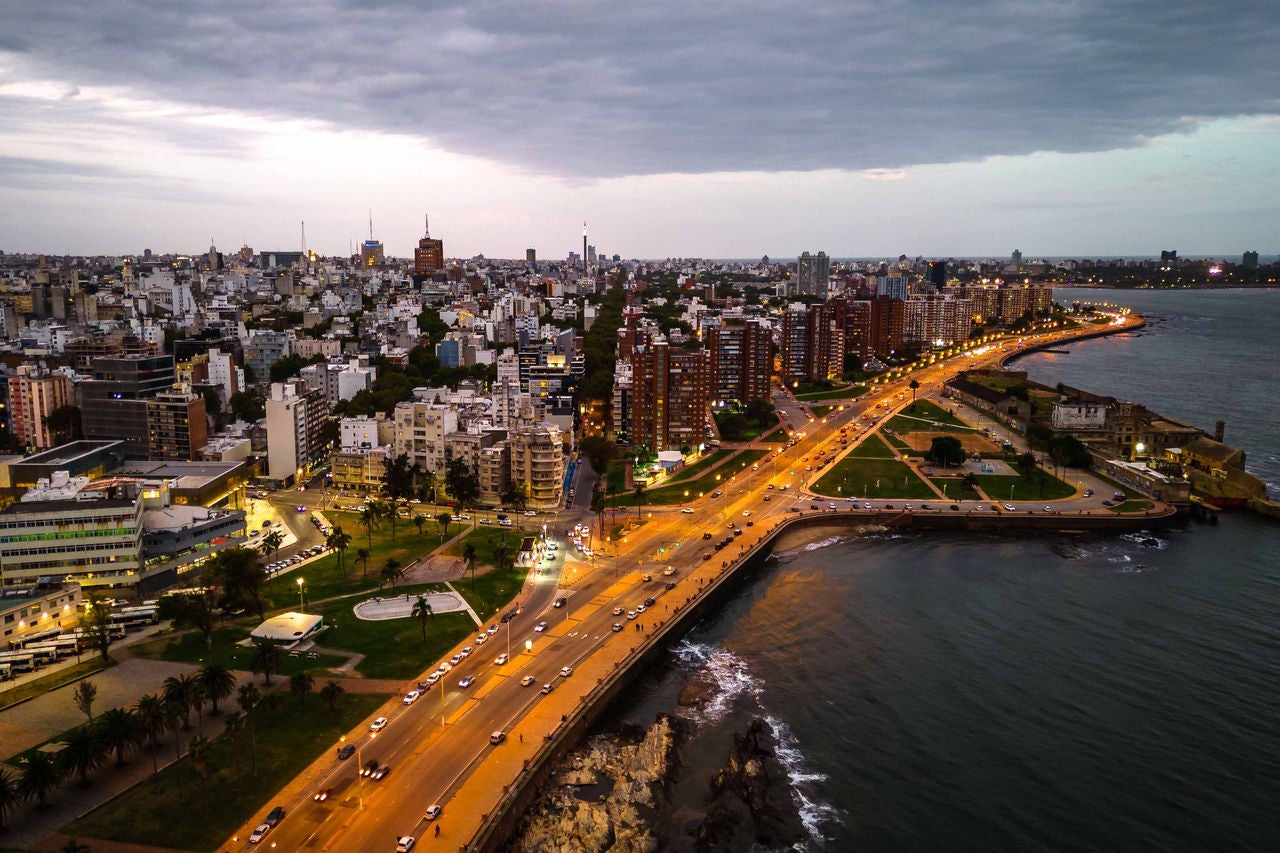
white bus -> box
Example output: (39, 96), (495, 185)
(0, 651), (37, 673)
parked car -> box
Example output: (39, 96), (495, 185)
(248, 824), (271, 844)
(337, 744), (356, 760)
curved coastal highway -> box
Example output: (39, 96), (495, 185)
(231, 314), (1149, 852)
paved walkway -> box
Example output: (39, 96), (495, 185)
(351, 590), (466, 621)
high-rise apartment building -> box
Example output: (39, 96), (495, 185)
(630, 338), (711, 452)
(706, 319), (772, 406)
(393, 401), (458, 476)
(146, 386), (208, 461)
(7, 365), (73, 450)
(78, 355), (178, 458)
(796, 251), (831, 297)
(507, 424), (565, 509)
(265, 381), (328, 483)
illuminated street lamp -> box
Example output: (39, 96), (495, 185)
(296, 577), (305, 611)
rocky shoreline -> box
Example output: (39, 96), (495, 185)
(507, 711), (806, 853)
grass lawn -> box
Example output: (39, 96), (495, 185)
(974, 473), (1075, 502)
(313, 596), (477, 679)
(0, 657), (115, 712)
(810, 405), (833, 418)
(440, 527), (537, 621)
(886, 399), (976, 433)
(815, 456), (937, 499)
(883, 432), (912, 452)
(1110, 499), (1155, 513)
(608, 450), (768, 506)
(930, 478), (981, 501)
(758, 425), (787, 443)
(664, 449), (732, 483)
(849, 433), (896, 459)
(70, 692), (387, 851)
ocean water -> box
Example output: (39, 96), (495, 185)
(611, 288), (1280, 851)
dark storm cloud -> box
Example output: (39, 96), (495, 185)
(5, 0), (1278, 178)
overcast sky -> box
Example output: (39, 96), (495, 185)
(2, 0), (1278, 260)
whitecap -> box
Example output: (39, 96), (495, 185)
(671, 641), (762, 725)
(802, 535), (846, 552)
(763, 713), (842, 849)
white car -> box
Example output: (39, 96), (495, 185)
(436, 661), (452, 674)
(524, 510), (536, 516)
(559, 666), (573, 677)
(521, 675), (536, 687)
(534, 621), (548, 633)
(249, 824), (271, 844)
(458, 675), (475, 688)
(424, 805), (442, 822)
(449, 654), (462, 666)
(369, 716), (388, 732)
(494, 653), (509, 665)
(486, 624), (499, 635)
(680, 507), (695, 514)
(742, 510), (752, 517)
(459, 646), (473, 658)
(425, 672), (440, 686)
(1003, 504), (1017, 511)
(395, 836), (416, 852)
(402, 690), (421, 705)
(474, 633), (487, 645)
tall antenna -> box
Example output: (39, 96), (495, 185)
(301, 221), (306, 256)
(368, 210), (373, 242)
(425, 214), (430, 238)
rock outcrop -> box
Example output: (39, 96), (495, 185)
(509, 715), (683, 853)
(693, 718), (807, 852)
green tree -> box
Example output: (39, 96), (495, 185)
(327, 526), (352, 577)
(222, 710), (245, 795)
(380, 452), (417, 503)
(47, 405), (83, 444)
(463, 542), (477, 589)
(236, 683), (261, 777)
(436, 511), (453, 542)
(444, 457), (480, 509)
(96, 707), (143, 767)
(319, 680), (346, 712)
(380, 557), (403, 590)
(580, 435), (617, 478)
(187, 734), (212, 796)
(228, 389), (265, 422)
(259, 692), (285, 720)
(209, 547), (269, 621)
(414, 514), (426, 538)
(159, 587), (220, 649)
(717, 412), (750, 441)
(411, 595), (433, 643)
(633, 483), (647, 521)
(0, 768), (22, 829)
(355, 547), (371, 580)
(259, 528), (285, 564)
(501, 480), (529, 520)
(72, 679), (97, 724)
(249, 637), (279, 685)
(928, 436), (965, 468)
(359, 504), (379, 549)
(59, 724), (107, 786)
(162, 674), (197, 731)
(744, 397), (776, 430)
(290, 672), (314, 706)
(18, 750), (62, 809)
(908, 378), (920, 401)
(198, 663), (236, 715)
(78, 595), (114, 661)
(133, 694), (166, 779)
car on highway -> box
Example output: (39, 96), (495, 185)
(560, 666), (573, 677)
(704, 552), (713, 559)
(534, 621), (548, 632)
(612, 606), (624, 615)
(1043, 505), (1053, 512)
(424, 804), (442, 822)
(337, 744), (356, 760)
(369, 716), (388, 732)
(613, 623), (624, 632)
(449, 653), (462, 665)
(314, 786), (332, 802)
(402, 690), (421, 705)
(296, 505), (307, 512)
(474, 633), (487, 645)
(458, 675), (475, 688)
(711, 490), (723, 498)
(265, 806), (286, 826)
(1084, 489), (1094, 497)
(641, 573), (652, 582)
(1003, 504), (1016, 511)
(521, 675), (536, 687)
(553, 597), (567, 608)
(680, 507), (695, 514)
(360, 759), (379, 777)
(248, 824), (271, 844)
(396, 837), (416, 852)
(1113, 491), (1125, 501)
(541, 682), (555, 694)
(1102, 499), (1114, 506)
(524, 510), (537, 516)
(627, 609), (637, 620)
(372, 764), (390, 780)
(487, 624), (499, 635)
(490, 731), (507, 745)
(702, 532), (713, 539)
(644, 597), (656, 607)
(494, 653), (509, 665)
(663, 566), (676, 576)
(950, 504), (960, 511)
(742, 510), (752, 517)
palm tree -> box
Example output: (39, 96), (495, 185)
(188, 734), (212, 796)
(380, 557), (402, 590)
(162, 674), (197, 730)
(633, 483), (646, 521)
(327, 526), (352, 577)
(414, 514), (425, 539)
(962, 471), (979, 496)
(359, 505), (378, 549)
(259, 528), (285, 563)
(18, 750), (62, 809)
(249, 637), (279, 685)
(72, 679), (97, 724)
(188, 679), (209, 731)
(411, 595), (433, 643)
(290, 672), (314, 706)
(59, 725), (107, 786)
(237, 683), (260, 777)
(463, 542), (477, 589)
(319, 680), (346, 712)
(0, 768), (21, 830)
(259, 692), (285, 720)
(198, 663), (236, 715)
(436, 511), (453, 542)
(134, 693), (166, 778)
(96, 707), (143, 767)
(909, 378), (920, 401)
(378, 498), (398, 541)
(355, 547), (371, 580)
(222, 710), (245, 796)
(493, 540), (510, 574)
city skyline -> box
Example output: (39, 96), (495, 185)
(2, 1), (1278, 258)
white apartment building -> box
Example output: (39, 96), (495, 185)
(265, 381), (327, 483)
(508, 424), (565, 510)
(393, 401), (457, 475)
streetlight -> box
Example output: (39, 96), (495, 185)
(524, 638), (533, 655)
(296, 577), (305, 611)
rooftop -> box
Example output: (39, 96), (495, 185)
(17, 440), (125, 467)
